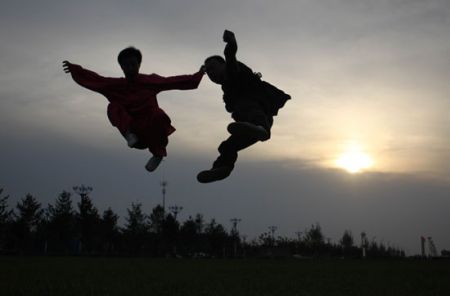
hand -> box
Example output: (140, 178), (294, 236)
(62, 60), (73, 73)
(199, 65), (206, 74)
(223, 30), (236, 43)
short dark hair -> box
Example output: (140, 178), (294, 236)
(118, 47), (142, 65)
(205, 55), (225, 64)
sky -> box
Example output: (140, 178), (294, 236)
(1, 0), (449, 255)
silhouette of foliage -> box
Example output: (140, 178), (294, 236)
(12, 194), (44, 253)
(0, 188), (12, 225)
(101, 207), (120, 254)
(123, 202), (149, 254)
(0, 188), (13, 252)
(46, 191), (76, 253)
(0, 186), (406, 258)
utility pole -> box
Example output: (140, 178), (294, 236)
(168, 204), (182, 257)
(73, 185), (93, 198)
(268, 226), (278, 258)
(169, 205), (183, 220)
(230, 218), (241, 234)
(241, 235), (247, 258)
(421, 236), (426, 257)
(160, 180), (167, 214)
(268, 226), (277, 245)
(72, 185), (93, 255)
(361, 232), (368, 258)
(230, 218), (241, 258)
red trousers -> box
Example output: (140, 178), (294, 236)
(107, 102), (175, 157)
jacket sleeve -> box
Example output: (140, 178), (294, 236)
(69, 64), (115, 94)
(224, 38), (239, 76)
(143, 71), (204, 92)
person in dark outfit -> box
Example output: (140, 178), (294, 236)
(197, 30), (291, 183)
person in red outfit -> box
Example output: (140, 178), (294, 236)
(63, 47), (204, 172)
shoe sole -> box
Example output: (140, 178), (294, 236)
(227, 122), (270, 141)
(126, 135), (139, 148)
(145, 158), (163, 172)
(128, 141), (138, 148)
(197, 167), (232, 183)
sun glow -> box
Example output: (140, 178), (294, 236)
(336, 143), (374, 174)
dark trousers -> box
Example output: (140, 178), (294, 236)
(213, 103), (273, 169)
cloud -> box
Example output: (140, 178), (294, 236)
(1, 0), (450, 255)
(2, 123), (450, 254)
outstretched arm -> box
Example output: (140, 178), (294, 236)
(63, 60), (114, 93)
(144, 66), (205, 92)
(223, 30), (239, 74)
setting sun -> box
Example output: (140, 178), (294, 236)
(336, 144), (374, 174)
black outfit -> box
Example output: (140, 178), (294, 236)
(212, 60), (290, 170)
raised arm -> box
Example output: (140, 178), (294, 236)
(143, 67), (205, 92)
(63, 60), (114, 93)
(223, 30), (239, 74)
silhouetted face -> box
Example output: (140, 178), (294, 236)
(119, 56), (141, 80)
(205, 59), (226, 84)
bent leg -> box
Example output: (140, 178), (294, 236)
(145, 109), (175, 157)
(210, 106), (273, 170)
(233, 106), (273, 136)
(197, 134), (258, 183)
(107, 103), (133, 135)
(198, 104), (273, 183)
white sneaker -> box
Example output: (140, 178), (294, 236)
(145, 156), (163, 172)
(125, 133), (139, 148)
(227, 122), (270, 141)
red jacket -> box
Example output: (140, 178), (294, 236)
(69, 64), (204, 156)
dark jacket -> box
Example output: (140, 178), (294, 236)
(220, 33), (291, 116)
(222, 61), (290, 116)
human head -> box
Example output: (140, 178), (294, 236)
(204, 55), (226, 84)
(118, 47), (142, 80)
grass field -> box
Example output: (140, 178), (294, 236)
(1, 257), (449, 296)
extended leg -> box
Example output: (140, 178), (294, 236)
(197, 133), (259, 183)
(107, 102), (132, 135)
(144, 109), (175, 172)
(197, 104), (273, 183)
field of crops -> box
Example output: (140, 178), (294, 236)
(1, 257), (449, 295)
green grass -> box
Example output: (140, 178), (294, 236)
(1, 257), (449, 296)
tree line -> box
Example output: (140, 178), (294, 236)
(0, 186), (405, 258)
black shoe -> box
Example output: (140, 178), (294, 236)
(197, 166), (233, 183)
(227, 122), (270, 141)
